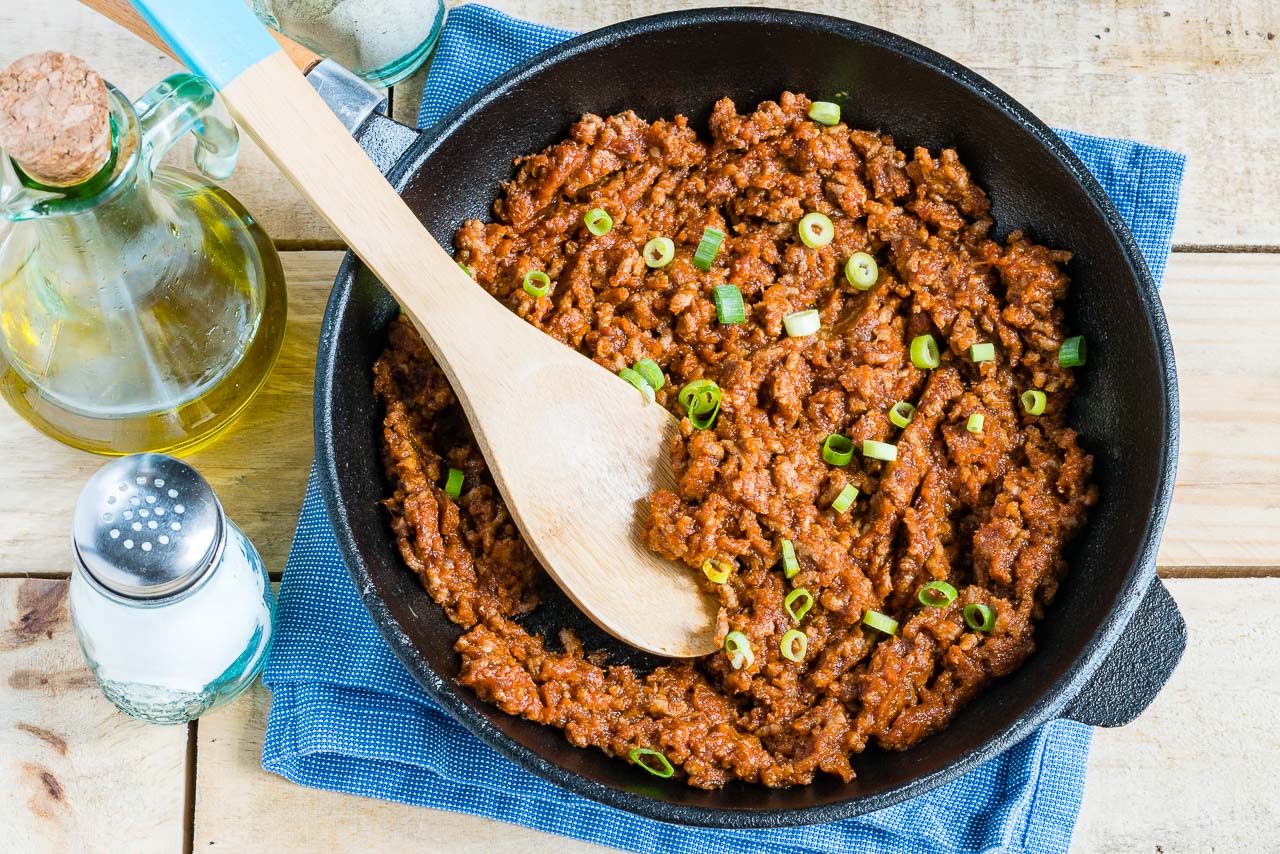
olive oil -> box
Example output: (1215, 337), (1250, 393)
(0, 69), (286, 455)
(0, 173), (286, 454)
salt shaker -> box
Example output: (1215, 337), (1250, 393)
(69, 453), (275, 725)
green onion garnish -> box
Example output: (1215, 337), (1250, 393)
(970, 342), (995, 363)
(966, 413), (984, 434)
(889, 401), (916, 429)
(780, 538), (799, 579)
(779, 629), (808, 662)
(678, 379), (722, 430)
(618, 367), (655, 403)
(862, 609), (898, 635)
(724, 630), (754, 670)
(1059, 335), (1086, 368)
(444, 468), (464, 499)
(784, 588), (814, 622)
(713, 284), (746, 324)
(821, 434), (854, 466)
(862, 440), (898, 462)
(693, 227), (725, 270)
(831, 483), (859, 513)
(643, 236), (675, 268)
(1021, 389), (1047, 416)
(964, 603), (996, 632)
(807, 100), (841, 126)
(798, 212), (834, 248)
(918, 580), (958, 608)
(783, 309), (820, 338)
(584, 207), (613, 236)
(910, 334), (940, 369)
(845, 252), (878, 290)
(628, 747), (675, 778)
(633, 358), (664, 390)
(522, 270), (550, 297)
(456, 260), (474, 277)
(701, 558), (732, 584)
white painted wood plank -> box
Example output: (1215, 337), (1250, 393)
(0, 579), (187, 853)
(1073, 578), (1280, 853)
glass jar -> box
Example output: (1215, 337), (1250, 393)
(0, 73), (287, 455)
(69, 453), (275, 725)
(250, 0), (446, 87)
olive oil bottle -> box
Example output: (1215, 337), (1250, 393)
(0, 54), (286, 455)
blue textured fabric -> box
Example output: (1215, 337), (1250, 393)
(263, 6), (1186, 853)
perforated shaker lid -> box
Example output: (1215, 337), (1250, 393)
(72, 453), (225, 601)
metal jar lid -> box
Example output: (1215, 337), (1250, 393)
(72, 453), (225, 603)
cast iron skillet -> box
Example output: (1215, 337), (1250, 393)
(315, 8), (1186, 828)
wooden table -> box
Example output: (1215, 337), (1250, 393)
(2, 1), (1277, 851)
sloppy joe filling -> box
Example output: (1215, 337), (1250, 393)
(374, 92), (1096, 789)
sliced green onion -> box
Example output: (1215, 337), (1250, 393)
(456, 260), (474, 277)
(970, 342), (995, 363)
(633, 358), (665, 390)
(845, 252), (878, 290)
(783, 309), (820, 338)
(643, 236), (675, 268)
(724, 630), (754, 670)
(443, 468), (464, 499)
(584, 207), (613, 236)
(1059, 335), (1087, 368)
(1021, 389), (1047, 416)
(713, 284), (746, 324)
(798, 212), (834, 249)
(862, 609), (898, 635)
(918, 580), (958, 608)
(822, 434), (854, 466)
(677, 379), (722, 430)
(889, 401), (916, 429)
(522, 270), (550, 298)
(780, 629), (808, 662)
(831, 483), (859, 513)
(807, 100), (841, 126)
(780, 538), (799, 579)
(693, 227), (725, 270)
(628, 748), (674, 778)
(964, 603), (996, 632)
(784, 588), (814, 622)
(862, 440), (898, 462)
(910, 334), (940, 369)
(618, 367), (656, 403)
(701, 558), (732, 585)
(966, 413), (985, 434)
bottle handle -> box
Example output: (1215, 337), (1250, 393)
(134, 73), (239, 181)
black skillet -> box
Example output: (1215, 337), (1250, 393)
(314, 7), (1186, 828)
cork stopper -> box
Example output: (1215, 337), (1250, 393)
(0, 52), (111, 187)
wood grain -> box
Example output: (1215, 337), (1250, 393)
(189, 579), (1279, 853)
(0, 578), (187, 853)
(1072, 579), (1280, 853)
(2, 251), (1273, 579)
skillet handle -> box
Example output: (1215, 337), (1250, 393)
(1060, 575), (1186, 727)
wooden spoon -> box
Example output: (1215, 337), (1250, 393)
(89, 0), (717, 657)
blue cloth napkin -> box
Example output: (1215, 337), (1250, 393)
(263, 6), (1185, 853)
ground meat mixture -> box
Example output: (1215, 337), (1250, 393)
(374, 92), (1097, 789)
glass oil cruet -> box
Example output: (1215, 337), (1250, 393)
(0, 52), (286, 455)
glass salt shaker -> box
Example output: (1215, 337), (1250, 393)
(69, 453), (275, 725)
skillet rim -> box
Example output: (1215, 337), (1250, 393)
(314, 6), (1180, 827)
